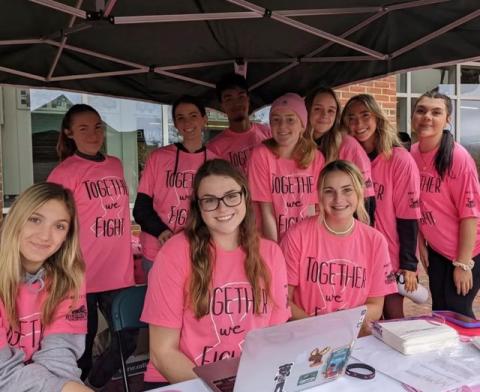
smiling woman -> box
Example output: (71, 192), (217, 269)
(140, 159), (290, 390)
(411, 90), (480, 318)
(340, 94), (422, 320)
(133, 95), (219, 274)
(0, 182), (90, 392)
(280, 160), (397, 336)
(248, 93), (325, 242)
(47, 104), (137, 389)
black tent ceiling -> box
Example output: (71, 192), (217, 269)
(1, 0), (479, 110)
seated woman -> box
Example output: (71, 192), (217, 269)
(0, 182), (91, 392)
(141, 159), (290, 390)
(281, 160), (397, 336)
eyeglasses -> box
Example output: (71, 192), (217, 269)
(198, 191), (244, 212)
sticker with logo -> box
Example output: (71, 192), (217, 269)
(297, 370), (318, 386)
(308, 346), (331, 367)
(324, 345), (351, 379)
(273, 362), (294, 392)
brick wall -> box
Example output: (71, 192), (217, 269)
(335, 75), (397, 127)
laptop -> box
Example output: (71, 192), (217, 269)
(193, 306), (366, 392)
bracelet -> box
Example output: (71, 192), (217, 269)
(452, 260), (475, 271)
(345, 363), (375, 380)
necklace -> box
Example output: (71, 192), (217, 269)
(418, 151), (430, 171)
(323, 218), (355, 235)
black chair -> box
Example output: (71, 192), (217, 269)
(111, 285), (148, 392)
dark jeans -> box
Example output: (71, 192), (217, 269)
(143, 381), (170, 390)
(427, 246), (480, 318)
(78, 288), (139, 387)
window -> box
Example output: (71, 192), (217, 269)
(411, 66), (456, 95)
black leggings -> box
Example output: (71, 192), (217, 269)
(427, 246), (480, 318)
(78, 289), (139, 387)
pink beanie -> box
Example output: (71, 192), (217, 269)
(270, 93), (307, 127)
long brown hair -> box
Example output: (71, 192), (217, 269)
(0, 182), (84, 329)
(305, 87), (343, 163)
(56, 104), (102, 161)
(341, 94), (400, 159)
(412, 90), (454, 179)
(185, 159), (271, 318)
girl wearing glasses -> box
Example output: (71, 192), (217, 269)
(248, 93), (325, 242)
(141, 159), (290, 389)
(281, 161), (397, 336)
(48, 104), (136, 389)
(133, 96), (218, 274)
(340, 94), (421, 319)
(411, 90), (480, 317)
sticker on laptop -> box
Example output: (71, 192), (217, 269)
(324, 345), (351, 379)
(308, 346), (331, 367)
(273, 362), (294, 392)
(297, 370), (318, 386)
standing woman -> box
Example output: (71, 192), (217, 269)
(0, 182), (91, 392)
(133, 95), (217, 274)
(248, 93), (325, 241)
(341, 94), (421, 319)
(411, 90), (480, 318)
(305, 87), (375, 221)
(281, 161), (397, 336)
(141, 159), (290, 389)
(48, 104), (136, 389)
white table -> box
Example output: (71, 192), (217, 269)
(151, 336), (480, 392)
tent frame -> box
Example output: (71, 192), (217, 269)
(2, 0), (476, 95)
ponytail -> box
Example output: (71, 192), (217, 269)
(435, 130), (454, 179)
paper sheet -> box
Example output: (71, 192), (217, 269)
(353, 336), (480, 392)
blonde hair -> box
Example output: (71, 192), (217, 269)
(185, 159), (271, 319)
(0, 182), (84, 329)
(341, 94), (400, 159)
(305, 87), (343, 163)
(317, 160), (369, 224)
(264, 132), (317, 169)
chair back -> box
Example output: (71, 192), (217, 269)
(111, 285), (148, 332)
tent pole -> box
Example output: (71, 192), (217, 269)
(50, 69), (146, 81)
(391, 8), (480, 59)
(226, 0), (386, 60)
(153, 69), (215, 88)
(113, 12), (260, 24)
(47, 0), (84, 81)
(29, 0), (86, 19)
(0, 66), (46, 81)
(103, 0), (117, 16)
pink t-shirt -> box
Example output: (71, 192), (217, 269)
(411, 142), (480, 260)
(0, 281), (87, 362)
(248, 144), (325, 237)
(137, 145), (217, 261)
(338, 134), (375, 197)
(281, 217), (397, 316)
(371, 147), (421, 272)
(48, 155), (134, 293)
(207, 123), (271, 174)
(141, 233), (290, 382)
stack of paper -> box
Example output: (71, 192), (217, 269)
(372, 319), (458, 355)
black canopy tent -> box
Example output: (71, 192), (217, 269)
(1, 0), (479, 110)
